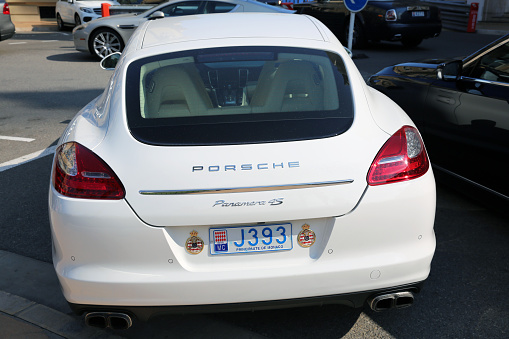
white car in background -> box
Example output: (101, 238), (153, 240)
(50, 12), (436, 330)
(73, 0), (293, 59)
(56, 0), (119, 29)
(1, 1), (15, 41)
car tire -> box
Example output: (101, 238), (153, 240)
(401, 36), (423, 48)
(343, 15), (367, 49)
(56, 14), (65, 31)
(89, 28), (125, 60)
(75, 14), (82, 27)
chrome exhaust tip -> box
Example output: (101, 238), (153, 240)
(85, 312), (133, 330)
(368, 291), (414, 312)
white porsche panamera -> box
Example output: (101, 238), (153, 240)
(49, 12), (436, 330)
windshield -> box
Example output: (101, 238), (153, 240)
(125, 46), (354, 145)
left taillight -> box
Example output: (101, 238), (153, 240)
(367, 126), (429, 186)
(52, 142), (125, 199)
(3, 3), (10, 15)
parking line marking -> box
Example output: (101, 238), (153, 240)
(0, 135), (35, 142)
(0, 146), (56, 173)
(8, 42), (27, 45)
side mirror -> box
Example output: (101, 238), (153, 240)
(437, 60), (462, 81)
(344, 47), (352, 58)
(100, 52), (121, 70)
(148, 11), (165, 20)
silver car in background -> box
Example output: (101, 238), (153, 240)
(73, 0), (294, 59)
(1, 1), (15, 41)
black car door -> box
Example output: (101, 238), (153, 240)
(425, 40), (509, 198)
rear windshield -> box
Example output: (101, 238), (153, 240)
(125, 46), (354, 145)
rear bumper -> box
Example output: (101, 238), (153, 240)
(69, 282), (424, 321)
(0, 22), (15, 41)
(49, 170), (436, 318)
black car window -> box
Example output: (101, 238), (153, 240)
(469, 42), (509, 84)
(205, 1), (236, 13)
(160, 1), (203, 16)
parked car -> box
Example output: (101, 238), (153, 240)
(1, 1), (15, 41)
(56, 0), (120, 30)
(73, 0), (294, 59)
(51, 12), (436, 329)
(293, 0), (441, 48)
(369, 34), (509, 207)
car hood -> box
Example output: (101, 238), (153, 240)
(85, 12), (140, 26)
(372, 58), (458, 80)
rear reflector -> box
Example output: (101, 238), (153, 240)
(52, 142), (125, 199)
(367, 126), (429, 185)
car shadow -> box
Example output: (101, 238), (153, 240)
(47, 52), (99, 63)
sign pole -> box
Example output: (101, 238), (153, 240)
(348, 12), (355, 52)
(343, 0), (368, 55)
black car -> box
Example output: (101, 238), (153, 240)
(369, 34), (509, 206)
(293, 0), (441, 48)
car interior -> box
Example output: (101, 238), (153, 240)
(139, 53), (340, 119)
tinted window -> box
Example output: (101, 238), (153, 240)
(125, 46), (354, 145)
(468, 42), (509, 84)
(206, 1), (236, 13)
(160, 1), (203, 16)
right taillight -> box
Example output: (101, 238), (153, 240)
(52, 142), (125, 199)
(3, 3), (10, 15)
(367, 126), (429, 186)
(385, 9), (397, 21)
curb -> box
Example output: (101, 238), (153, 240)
(0, 291), (122, 339)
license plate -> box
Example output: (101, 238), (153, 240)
(209, 223), (293, 255)
(412, 11), (425, 17)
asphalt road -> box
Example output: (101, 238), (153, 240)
(1, 30), (508, 338)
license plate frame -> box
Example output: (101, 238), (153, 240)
(412, 11), (425, 17)
(209, 223), (293, 255)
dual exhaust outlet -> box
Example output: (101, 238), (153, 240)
(368, 291), (414, 312)
(83, 291), (414, 329)
(85, 312), (133, 330)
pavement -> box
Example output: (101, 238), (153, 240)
(2, 18), (509, 339)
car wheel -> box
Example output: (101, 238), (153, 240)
(56, 14), (65, 31)
(343, 15), (367, 49)
(89, 29), (125, 59)
(401, 36), (423, 48)
(75, 14), (82, 27)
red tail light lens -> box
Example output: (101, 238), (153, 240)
(386, 9), (397, 21)
(367, 126), (429, 186)
(53, 142), (125, 199)
(3, 3), (10, 15)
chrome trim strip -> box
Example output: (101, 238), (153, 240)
(139, 180), (354, 195)
(433, 165), (509, 200)
(461, 76), (509, 88)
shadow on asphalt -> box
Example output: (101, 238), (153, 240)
(47, 52), (99, 63)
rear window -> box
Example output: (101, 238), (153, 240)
(125, 46), (354, 145)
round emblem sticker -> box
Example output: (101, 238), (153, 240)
(298, 224), (316, 248)
(185, 230), (204, 254)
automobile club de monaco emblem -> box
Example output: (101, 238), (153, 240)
(185, 230), (204, 254)
(298, 224), (315, 248)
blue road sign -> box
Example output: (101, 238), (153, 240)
(344, 0), (368, 12)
